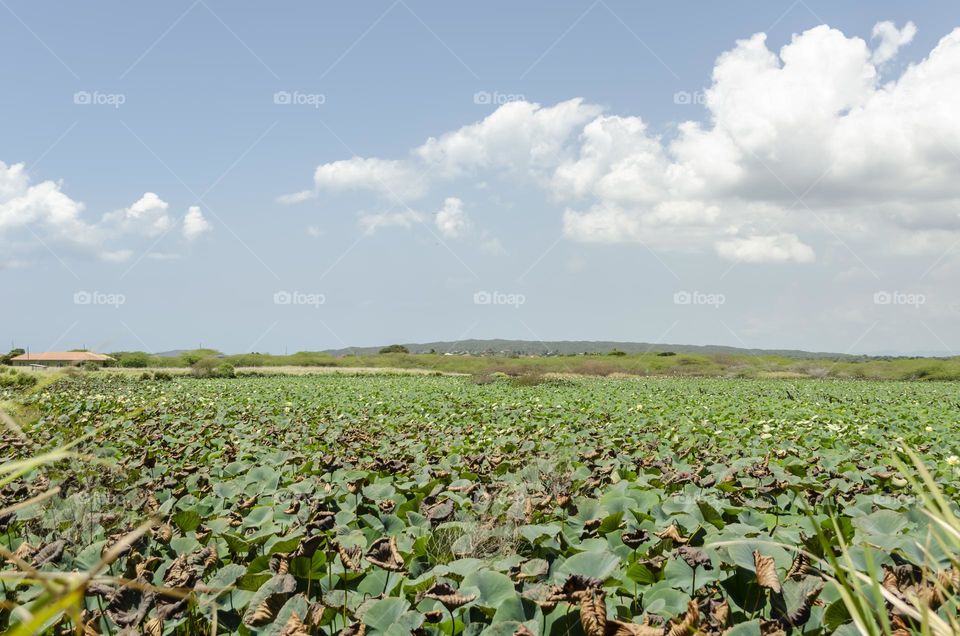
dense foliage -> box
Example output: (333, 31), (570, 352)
(2, 375), (959, 634)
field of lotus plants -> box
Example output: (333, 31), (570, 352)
(2, 373), (959, 635)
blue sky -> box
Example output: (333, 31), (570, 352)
(2, 1), (960, 355)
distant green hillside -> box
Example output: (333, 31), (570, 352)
(322, 339), (861, 360)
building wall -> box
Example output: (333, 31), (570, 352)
(13, 360), (67, 367)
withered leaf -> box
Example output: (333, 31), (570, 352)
(242, 574), (297, 627)
(621, 528), (649, 549)
(424, 498), (455, 523)
(32, 539), (67, 567)
(106, 577), (155, 627)
(278, 610), (310, 636)
(340, 621), (366, 636)
(365, 536), (404, 571)
(607, 620), (663, 636)
(657, 525), (688, 545)
(336, 542), (362, 571)
(578, 590), (606, 636)
(12, 541), (37, 562)
(143, 616), (162, 636)
(307, 510), (336, 533)
(753, 550), (782, 594)
(674, 546), (712, 570)
(155, 524), (172, 543)
(666, 600), (700, 636)
(562, 574), (604, 598)
(710, 598), (730, 626)
(294, 534), (325, 559)
(521, 583), (567, 611)
(424, 582), (477, 609)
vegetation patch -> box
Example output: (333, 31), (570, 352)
(1, 375), (959, 634)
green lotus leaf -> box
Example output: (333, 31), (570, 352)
(460, 569), (517, 609)
(360, 597), (410, 631)
(555, 550), (621, 581)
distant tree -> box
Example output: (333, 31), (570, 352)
(181, 352), (204, 365)
(607, 349), (627, 357)
(379, 344), (410, 354)
(657, 351), (677, 357)
(190, 358), (235, 378)
(1, 348), (25, 365)
(117, 351), (151, 368)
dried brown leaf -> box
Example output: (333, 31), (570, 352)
(753, 550), (782, 594)
(578, 590), (606, 636)
(666, 600), (700, 636)
(366, 536), (404, 572)
(424, 582), (477, 609)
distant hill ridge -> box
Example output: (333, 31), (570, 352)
(321, 339), (863, 360)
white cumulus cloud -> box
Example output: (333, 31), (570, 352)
(101, 192), (173, 238)
(358, 209), (426, 235)
(715, 233), (815, 263)
(287, 23), (960, 265)
(182, 206), (212, 241)
(434, 197), (471, 238)
(1, 160), (207, 264)
(871, 20), (917, 65)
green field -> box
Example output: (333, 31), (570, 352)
(2, 373), (960, 634)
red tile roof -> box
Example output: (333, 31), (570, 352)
(12, 352), (114, 362)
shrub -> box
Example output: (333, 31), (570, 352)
(509, 372), (548, 387)
(379, 344), (410, 354)
(607, 349), (626, 356)
(657, 351), (677, 357)
(116, 351), (151, 368)
(0, 367), (37, 389)
(577, 361), (620, 377)
(81, 361), (102, 371)
(470, 373), (496, 385)
(190, 358), (235, 378)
